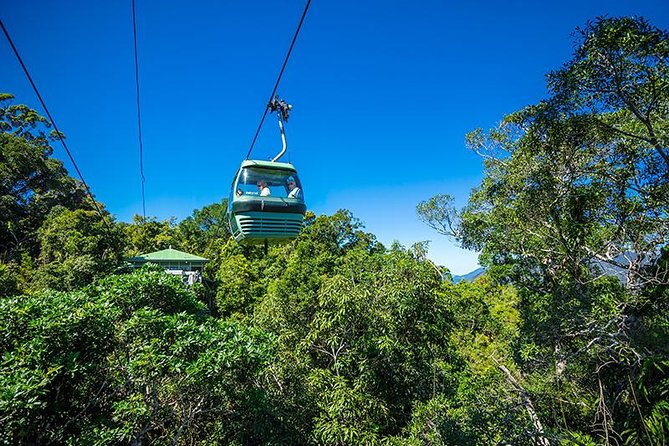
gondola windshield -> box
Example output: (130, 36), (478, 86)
(235, 167), (304, 200)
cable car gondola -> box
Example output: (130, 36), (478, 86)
(228, 98), (306, 244)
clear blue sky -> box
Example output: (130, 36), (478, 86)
(1, 0), (667, 274)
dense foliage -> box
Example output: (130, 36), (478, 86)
(1, 15), (668, 446)
(420, 16), (669, 445)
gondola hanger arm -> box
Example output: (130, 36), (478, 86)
(269, 96), (292, 162)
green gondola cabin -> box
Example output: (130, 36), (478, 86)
(228, 159), (306, 244)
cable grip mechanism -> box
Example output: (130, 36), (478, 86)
(268, 96), (292, 122)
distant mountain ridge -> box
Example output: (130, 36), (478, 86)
(450, 253), (641, 285)
(451, 267), (486, 284)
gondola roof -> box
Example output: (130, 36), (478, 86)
(240, 159), (298, 171)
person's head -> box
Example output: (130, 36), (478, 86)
(286, 177), (296, 189)
(257, 180), (266, 189)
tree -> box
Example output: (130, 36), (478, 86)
(122, 215), (179, 256)
(419, 16), (669, 444)
(31, 206), (125, 291)
(0, 267), (276, 445)
(0, 94), (90, 264)
(0, 262), (18, 297)
(458, 16), (669, 291)
(416, 194), (460, 239)
(99, 310), (274, 445)
(549, 17), (669, 172)
(177, 199), (232, 290)
(177, 199), (230, 256)
(213, 239), (262, 318)
(0, 290), (120, 444)
(252, 211), (465, 443)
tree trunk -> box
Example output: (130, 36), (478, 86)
(494, 358), (551, 446)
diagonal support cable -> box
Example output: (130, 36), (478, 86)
(0, 18), (110, 226)
(132, 0), (147, 217)
(245, 0), (312, 159)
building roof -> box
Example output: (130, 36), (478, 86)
(128, 247), (208, 263)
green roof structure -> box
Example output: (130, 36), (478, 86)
(240, 159), (297, 172)
(127, 247), (208, 271)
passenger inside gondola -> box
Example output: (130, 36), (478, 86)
(257, 180), (271, 196)
(235, 168), (303, 200)
(286, 176), (301, 199)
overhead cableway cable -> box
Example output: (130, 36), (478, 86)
(0, 18), (112, 230)
(132, 0), (147, 218)
(245, 0), (312, 160)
